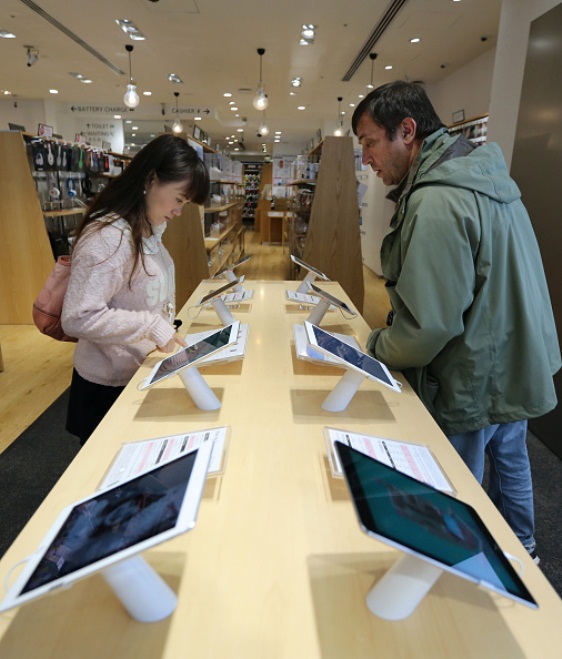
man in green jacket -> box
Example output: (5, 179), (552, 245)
(352, 80), (560, 561)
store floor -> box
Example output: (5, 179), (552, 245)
(0, 229), (390, 454)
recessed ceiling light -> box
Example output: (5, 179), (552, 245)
(289, 91), (297, 96)
(223, 92), (232, 97)
(385, 65), (393, 70)
(0, 29), (16, 39)
(132, 126), (139, 130)
(230, 106), (238, 111)
(291, 77), (302, 88)
(297, 105), (306, 110)
(143, 91), (152, 96)
(410, 37), (421, 43)
(237, 128), (244, 133)
(49, 89), (58, 94)
(194, 116), (202, 121)
(81, 79), (93, 84)
(168, 73), (183, 84)
(114, 114), (121, 119)
(116, 19), (145, 41)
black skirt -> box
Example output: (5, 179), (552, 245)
(66, 369), (125, 445)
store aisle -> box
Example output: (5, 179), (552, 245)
(0, 231), (389, 454)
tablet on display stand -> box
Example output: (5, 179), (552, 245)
(214, 254), (252, 292)
(290, 254), (330, 293)
(138, 322), (240, 410)
(306, 282), (357, 325)
(0, 443), (214, 623)
(334, 441), (538, 620)
(304, 321), (401, 411)
(196, 278), (245, 325)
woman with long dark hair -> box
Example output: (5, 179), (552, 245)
(62, 134), (210, 444)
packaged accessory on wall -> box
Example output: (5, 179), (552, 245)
(32, 255), (77, 342)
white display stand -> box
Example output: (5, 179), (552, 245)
(211, 297), (235, 325)
(296, 270), (320, 294)
(178, 366), (221, 410)
(221, 269), (244, 292)
(102, 555), (178, 623)
(365, 553), (443, 621)
(321, 369), (364, 412)
(306, 298), (331, 326)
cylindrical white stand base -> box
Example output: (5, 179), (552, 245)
(212, 298), (235, 325)
(102, 555), (177, 623)
(366, 554), (443, 621)
(306, 299), (330, 326)
(321, 369), (364, 412)
(296, 271), (316, 294)
(179, 366), (221, 410)
(224, 270), (244, 292)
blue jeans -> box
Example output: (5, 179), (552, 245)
(447, 420), (535, 553)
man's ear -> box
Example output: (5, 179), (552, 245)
(401, 117), (417, 144)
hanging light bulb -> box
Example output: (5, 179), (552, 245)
(252, 48), (268, 111)
(334, 97), (343, 136)
(123, 44), (140, 108)
(259, 111), (269, 137)
(366, 52), (378, 90)
(172, 91), (183, 134)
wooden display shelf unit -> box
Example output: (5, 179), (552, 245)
(287, 136), (364, 313)
(204, 201), (244, 276)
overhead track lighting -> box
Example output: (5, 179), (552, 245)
(24, 45), (39, 67)
(252, 48), (268, 111)
(367, 52), (377, 89)
(123, 44), (140, 108)
(172, 92), (183, 134)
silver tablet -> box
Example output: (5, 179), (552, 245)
(139, 321), (240, 390)
(309, 282), (357, 316)
(304, 321), (401, 393)
(0, 442), (213, 613)
(335, 441), (538, 610)
(290, 254), (330, 281)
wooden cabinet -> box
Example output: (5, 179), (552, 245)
(288, 136), (364, 313)
(0, 131), (58, 324)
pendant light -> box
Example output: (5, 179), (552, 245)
(172, 92), (183, 134)
(258, 111), (269, 137)
(334, 97), (343, 136)
(123, 44), (140, 108)
(252, 48), (268, 111)
(366, 52), (378, 90)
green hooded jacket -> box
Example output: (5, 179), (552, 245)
(366, 128), (561, 435)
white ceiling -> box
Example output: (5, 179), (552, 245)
(0, 0), (502, 156)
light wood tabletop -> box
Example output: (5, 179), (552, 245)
(0, 280), (560, 659)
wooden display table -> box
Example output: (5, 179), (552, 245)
(0, 281), (560, 658)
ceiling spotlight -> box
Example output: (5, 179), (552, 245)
(168, 73), (183, 84)
(123, 44), (140, 109)
(334, 97), (343, 137)
(291, 77), (303, 88)
(252, 48), (268, 111)
(116, 19), (145, 41)
(172, 91), (183, 134)
(25, 45), (39, 67)
(0, 29), (16, 39)
(300, 24), (316, 45)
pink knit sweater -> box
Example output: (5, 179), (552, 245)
(62, 218), (177, 386)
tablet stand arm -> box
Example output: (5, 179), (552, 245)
(178, 366), (221, 410)
(306, 298), (330, 326)
(212, 298), (235, 325)
(102, 555), (177, 623)
(296, 270), (317, 294)
(321, 368), (364, 412)
(366, 553), (443, 620)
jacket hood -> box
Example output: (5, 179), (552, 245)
(414, 128), (522, 205)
